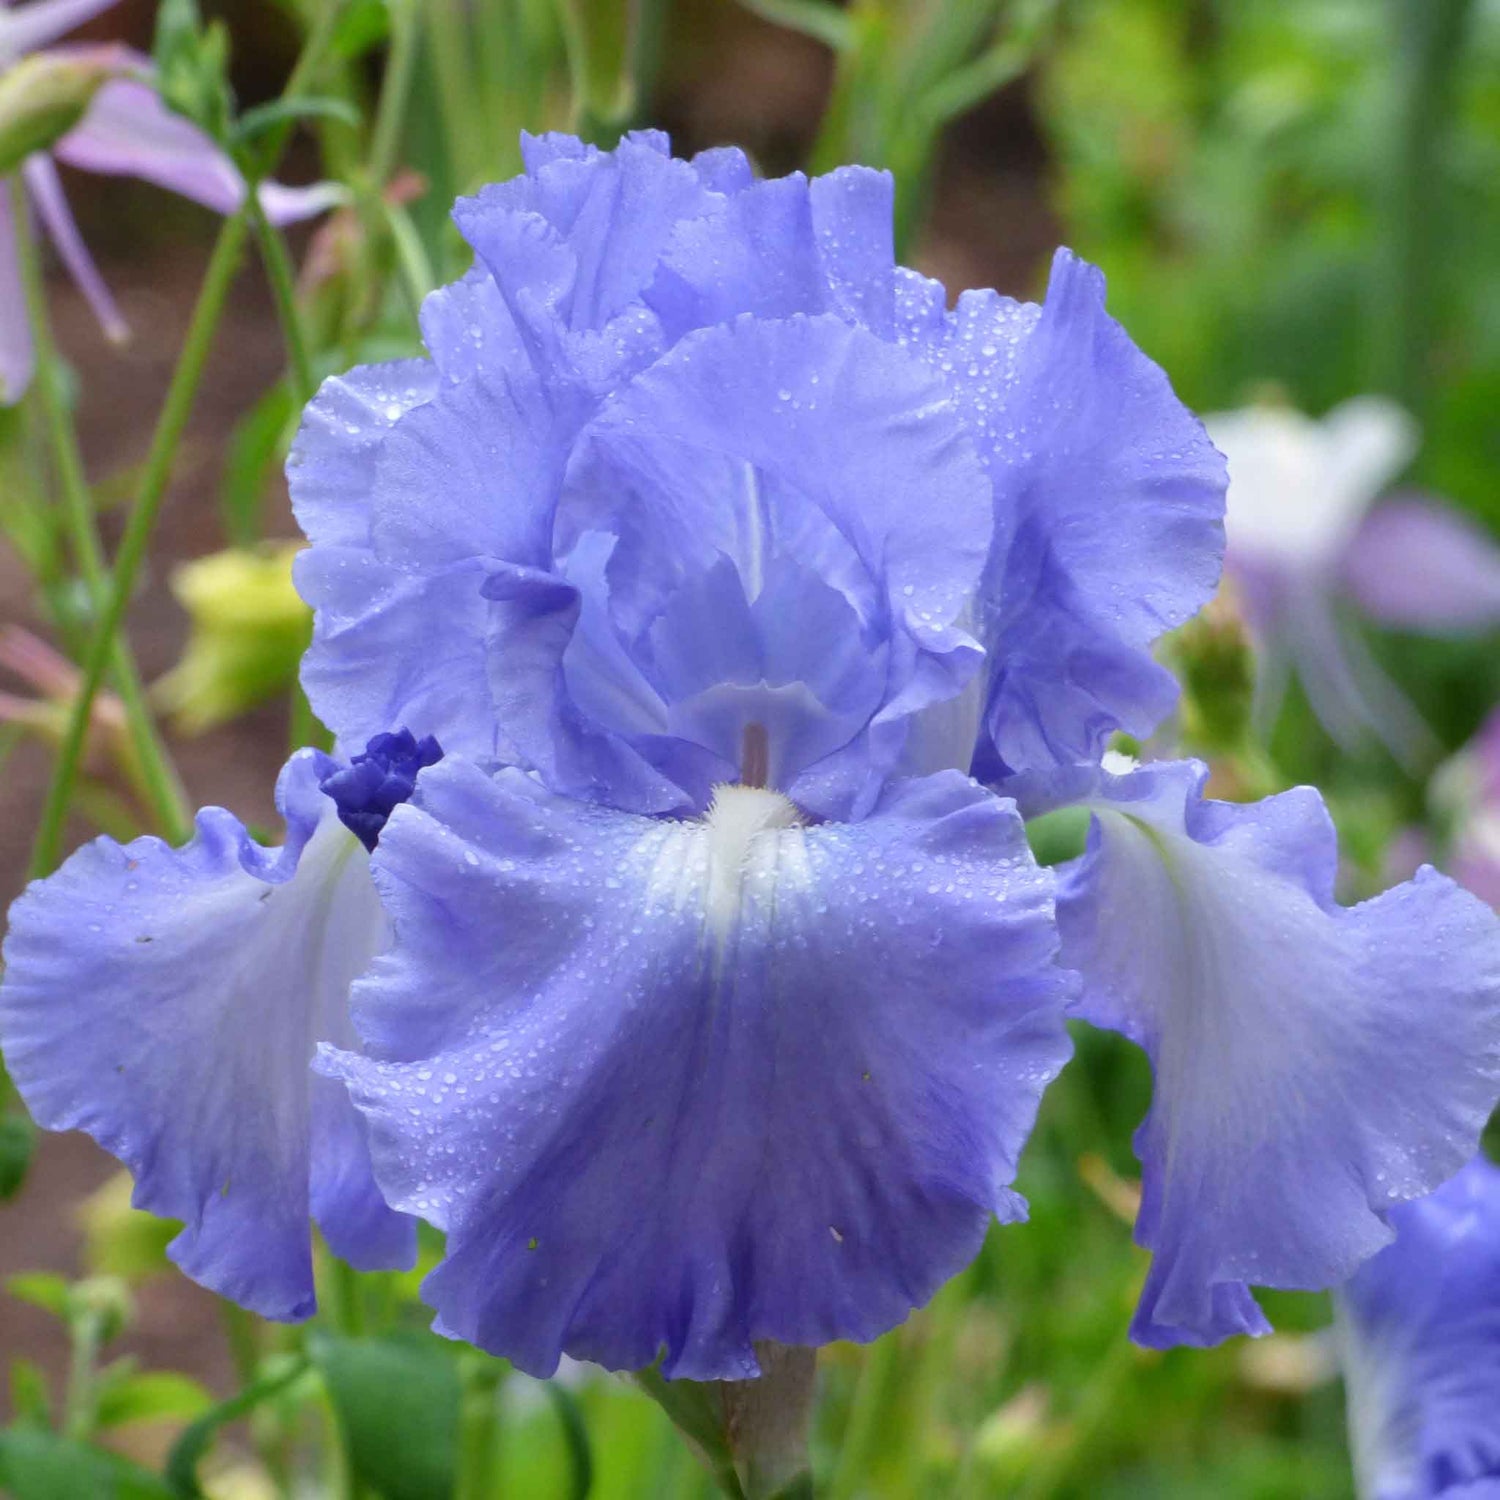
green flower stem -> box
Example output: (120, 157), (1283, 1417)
(367, 0), (420, 190)
(827, 1332), (902, 1500)
(8, 176), (192, 844)
(454, 1352), (507, 1500)
(326, 1253), (367, 1339)
(1014, 1334), (1140, 1500)
(27, 209), (251, 878)
(27, 3), (347, 877)
(60, 1298), (108, 1440)
(1372, 0), (1477, 409)
(424, 1), (484, 191)
(248, 195), (315, 406)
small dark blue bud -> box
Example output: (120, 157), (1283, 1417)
(318, 729), (444, 852)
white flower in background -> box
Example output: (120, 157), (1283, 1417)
(1206, 397), (1500, 766)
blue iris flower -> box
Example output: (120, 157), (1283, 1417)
(2, 132), (1497, 1380)
(1336, 1156), (1500, 1499)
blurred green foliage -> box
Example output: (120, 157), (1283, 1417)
(1039, 0), (1499, 527)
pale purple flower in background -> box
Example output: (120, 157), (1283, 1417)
(1432, 710), (1500, 910)
(0, 0), (338, 402)
(1207, 398), (1500, 767)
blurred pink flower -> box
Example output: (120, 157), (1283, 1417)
(1433, 709), (1500, 909)
(0, 0), (338, 402)
(1207, 398), (1500, 768)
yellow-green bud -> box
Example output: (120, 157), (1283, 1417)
(153, 543), (312, 735)
(0, 54), (116, 176)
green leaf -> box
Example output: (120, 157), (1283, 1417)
(0, 1428), (174, 1500)
(0, 1111), (37, 1199)
(9, 1359), (51, 1426)
(6, 1272), (71, 1321)
(330, 0), (393, 62)
(219, 380), (295, 547)
(542, 1382), (594, 1500)
(311, 1332), (464, 1500)
(233, 94), (362, 148)
(736, 0), (853, 52)
(95, 1372), (214, 1431)
(164, 1357), (311, 1499)
(150, 0), (203, 64)
(151, 0), (234, 143)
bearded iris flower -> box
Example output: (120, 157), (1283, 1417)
(0, 0), (337, 402)
(1336, 1156), (1500, 1499)
(2, 132), (1498, 1378)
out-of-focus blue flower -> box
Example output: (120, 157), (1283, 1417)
(1207, 399), (1500, 767)
(1014, 758), (1500, 1350)
(1336, 1156), (1500, 1499)
(0, 0), (338, 402)
(0, 742), (420, 1318)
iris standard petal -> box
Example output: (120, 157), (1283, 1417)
(556, 311), (990, 814)
(452, 130), (716, 388)
(1337, 1157), (1500, 1500)
(324, 758), (1073, 1380)
(647, 165), (895, 340)
(288, 361), (515, 759)
(898, 250), (1226, 777)
(0, 751), (415, 1319)
(1016, 759), (1500, 1349)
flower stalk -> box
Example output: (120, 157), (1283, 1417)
(27, 0), (347, 876)
(8, 173), (191, 844)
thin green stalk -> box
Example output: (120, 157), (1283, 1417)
(28, 3), (347, 876)
(454, 1353), (506, 1500)
(424, 0), (483, 190)
(1013, 1335), (1139, 1500)
(368, 0), (420, 188)
(1370, 0), (1476, 409)
(9, 177), (192, 842)
(248, 196), (315, 406)
(61, 1305), (105, 1440)
(381, 196), (435, 311)
(828, 1333), (902, 1500)
(220, 1303), (261, 1387)
(326, 1253), (366, 1339)
(28, 212), (251, 878)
